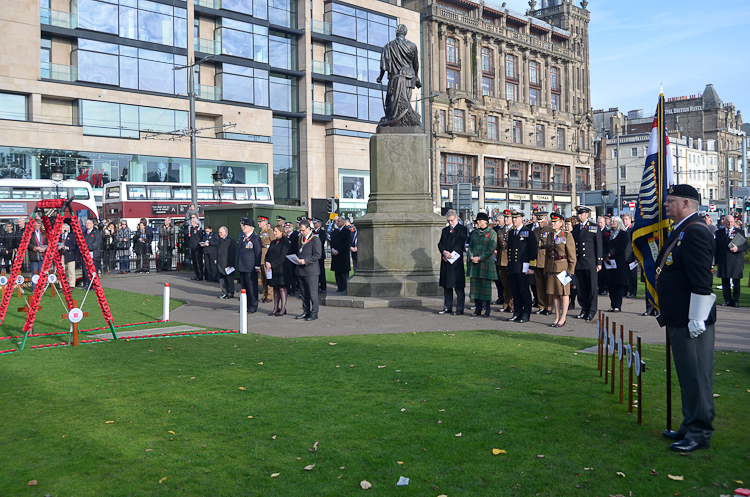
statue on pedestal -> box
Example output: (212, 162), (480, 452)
(376, 24), (422, 132)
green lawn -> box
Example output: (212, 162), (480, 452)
(0, 330), (746, 496)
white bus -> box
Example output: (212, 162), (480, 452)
(0, 179), (99, 223)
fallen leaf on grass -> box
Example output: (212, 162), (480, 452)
(258, 362), (264, 365)
(272, 435), (276, 440)
(310, 441), (319, 452)
(271, 473), (280, 478)
(360, 480), (372, 489)
(617, 471), (626, 477)
(455, 432), (462, 437)
(492, 449), (506, 455)
(295, 457), (301, 460)
(537, 455), (545, 458)
(736, 480), (744, 484)
(668, 475), (684, 481)
(439, 409), (445, 412)
(168, 431), (175, 434)
(400, 408), (406, 412)
(584, 468), (593, 471)
(304, 464), (315, 471)
(713, 394), (720, 398)
(105, 421), (114, 424)
(145, 449), (153, 452)
(650, 469), (659, 475)
(28, 480), (37, 486)
(248, 416), (254, 418)
(159, 477), (167, 484)
(238, 387), (246, 391)
(397, 461), (403, 465)
(340, 466), (346, 470)
(328, 342), (337, 346)
(377, 365), (385, 368)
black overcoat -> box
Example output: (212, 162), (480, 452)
(329, 226), (351, 273)
(437, 223), (467, 289)
(217, 235), (236, 276)
(266, 237), (292, 287)
(604, 229), (632, 286)
(714, 227), (749, 279)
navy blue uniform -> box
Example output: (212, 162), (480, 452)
(572, 220), (603, 318)
(237, 230), (262, 312)
(202, 231), (219, 282)
(506, 224), (537, 319)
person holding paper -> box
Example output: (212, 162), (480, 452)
(217, 226), (236, 299)
(544, 212), (576, 327)
(656, 184), (717, 453)
(237, 217), (262, 313)
(467, 212), (497, 317)
(714, 213), (748, 307)
(505, 210), (537, 323)
(266, 225), (291, 316)
(295, 219), (323, 321)
(603, 216), (631, 313)
(438, 209), (468, 315)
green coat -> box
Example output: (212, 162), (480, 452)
(467, 227), (498, 280)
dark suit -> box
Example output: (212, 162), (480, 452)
(59, 231), (78, 288)
(438, 222), (468, 312)
(329, 226), (351, 291)
(506, 225), (537, 318)
(82, 228), (102, 287)
(655, 212), (716, 447)
(217, 234), (236, 298)
(188, 225), (205, 279)
(604, 229), (631, 310)
(28, 229), (47, 289)
(287, 231), (300, 294)
(237, 230), (262, 311)
(572, 220), (603, 317)
(202, 231), (220, 282)
(296, 233), (322, 317)
(714, 226), (749, 304)
(314, 226), (328, 291)
(599, 227), (610, 294)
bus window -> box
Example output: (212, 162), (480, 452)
(236, 187), (255, 200)
(147, 186), (171, 200)
(128, 185), (147, 199)
(41, 188), (57, 199)
(256, 187), (271, 201)
(215, 188), (234, 200)
(69, 187), (90, 199)
(13, 189), (42, 200)
(0, 188), (10, 200)
(172, 187), (190, 200)
(197, 188), (213, 200)
(105, 186), (120, 199)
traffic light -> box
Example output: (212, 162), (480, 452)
(745, 199), (750, 211)
(327, 197), (338, 213)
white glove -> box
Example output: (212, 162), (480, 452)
(687, 319), (705, 338)
(687, 293), (716, 339)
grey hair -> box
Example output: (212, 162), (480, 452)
(445, 209), (458, 219)
(396, 24), (407, 36)
(610, 216), (623, 229)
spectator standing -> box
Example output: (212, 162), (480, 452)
(237, 217), (262, 313)
(285, 222), (299, 296)
(621, 213), (638, 298)
(133, 221), (152, 273)
(0, 221), (14, 272)
(266, 225), (291, 316)
(704, 214), (718, 235)
(184, 203), (199, 223)
(82, 219), (102, 287)
(59, 222), (77, 288)
(188, 218), (205, 280)
(597, 216), (610, 296)
(27, 218), (47, 290)
(14, 217), (29, 272)
(467, 211), (497, 317)
(257, 216), (276, 303)
(312, 218), (328, 293)
(329, 216), (352, 293)
(116, 220), (131, 273)
(216, 226), (236, 299)
(345, 218), (358, 275)
(603, 216), (632, 312)
(294, 219), (323, 321)
(437, 209), (468, 315)
(714, 213), (749, 307)
(202, 225), (219, 282)
(101, 221), (116, 274)
(158, 218), (176, 271)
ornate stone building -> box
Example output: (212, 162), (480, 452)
(403, 0), (595, 216)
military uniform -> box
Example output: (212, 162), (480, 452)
(506, 212), (537, 322)
(571, 208), (602, 320)
(258, 218), (277, 302)
(544, 229), (576, 295)
(532, 220), (554, 313)
(495, 222), (513, 311)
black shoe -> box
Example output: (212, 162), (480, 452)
(438, 308), (451, 315)
(575, 312), (587, 319)
(626, 294), (637, 298)
(541, 309), (552, 315)
(642, 311), (652, 316)
(452, 310), (464, 316)
(289, 292), (296, 297)
(483, 304), (491, 317)
(584, 313), (596, 321)
(663, 430), (684, 441)
(295, 313), (309, 320)
(218, 294), (228, 299)
(319, 289), (327, 294)
(669, 439), (707, 453)
(471, 308), (481, 316)
(492, 298), (504, 305)
(275, 310), (286, 317)
(227, 294), (234, 299)
(598, 291), (608, 295)
(518, 315), (529, 323)
(248, 309), (257, 314)
(191, 277), (200, 280)
(534, 308), (545, 315)
(731, 301), (740, 308)
(720, 301), (732, 306)
(507, 315), (520, 322)
(305, 314), (318, 321)
(531, 299), (538, 307)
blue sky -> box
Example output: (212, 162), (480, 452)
(507, 0), (750, 119)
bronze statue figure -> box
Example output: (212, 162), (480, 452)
(376, 24), (422, 131)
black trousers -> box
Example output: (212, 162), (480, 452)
(239, 271), (258, 311)
(318, 258), (327, 290)
(597, 268), (608, 293)
(82, 258), (101, 286)
(508, 272), (532, 317)
(576, 269), (598, 314)
(608, 284), (624, 309)
(204, 252), (218, 281)
(335, 271), (348, 291)
(220, 273), (235, 297)
(721, 278), (741, 303)
(493, 266), (504, 299)
(298, 274), (320, 316)
(443, 287), (465, 312)
(191, 248), (203, 279)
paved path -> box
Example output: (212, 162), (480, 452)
(99, 271), (750, 352)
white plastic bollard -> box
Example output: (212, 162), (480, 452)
(163, 283), (170, 322)
(240, 289), (247, 334)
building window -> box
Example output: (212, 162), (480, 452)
(529, 88), (540, 106)
(447, 69), (460, 89)
(325, 2), (396, 47)
(551, 93), (560, 111)
(505, 54), (517, 79)
(469, 114), (476, 134)
(0, 92), (28, 121)
(481, 47), (493, 73)
(326, 82), (382, 121)
(269, 75), (298, 112)
(631, 147), (638, 157)
(508, 161), (525, 188)
(506, 82), (517, 102)
(272, 117), (299, 203)
(447, 37), (459, 65)
(440, 153), (475, 183)
(453, 109), (465, 133)
(488, 116), (498, 140)
(439, 109), (446, 133)
(612, 149), (617, 159)
(532, 163), (547, 189)
(481, 77), (493, 96)
(485, 158), (502, 187)
(576, 168), (589, 190)
(550, 66), (560, 90)
(535, 124), (545, 147)
(219, 63), (269, 106)
(79, 99), (187, 138)
(512, 119), (522, 144)
(579, 131), (585, 150)
(553, 166), (568, 190)
(217, 18), (269, 63)
(556, 128), (565, 150)
(620, 164), (626, 180)
(529, 60), (539, 85)
(325, 42), (381, 83)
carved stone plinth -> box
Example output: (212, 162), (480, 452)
(347, 133), (445, 297)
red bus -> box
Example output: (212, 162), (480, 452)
(0, 179), (98, 224)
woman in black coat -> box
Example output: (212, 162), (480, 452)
(604, 216), (632, 312)
(265, 225), (291, 316)
(132, 221), (153, 273)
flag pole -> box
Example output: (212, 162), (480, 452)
(657, 92), (672, 432)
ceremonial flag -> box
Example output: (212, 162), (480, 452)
(631, 94), (675, 310)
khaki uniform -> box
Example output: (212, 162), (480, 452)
(259, 227), (276, 300)
(532, 225), (555, 311)
(495, 225), (513, 309)
(544, 230), (577, 295)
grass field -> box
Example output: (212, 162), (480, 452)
(0, 330), (746, 496)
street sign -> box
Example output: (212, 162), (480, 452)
(454, 183), (472, 211)
(629, 201), (635, 210)
(733, 186), (750, 197)
(710, 204), (716, 212)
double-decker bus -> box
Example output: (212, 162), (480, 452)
(0, 179), (98, 224)
(102, 181), (274, 229)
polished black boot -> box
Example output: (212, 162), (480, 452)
(483, 301), (491, 317)
(471, 300), (482, 316)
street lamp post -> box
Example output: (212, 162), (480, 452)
(601, 189), (610, 216)
(51, 164), (64, 199)
(212, 170), (224, 205)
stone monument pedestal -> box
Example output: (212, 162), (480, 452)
(347, 133), (445, 297)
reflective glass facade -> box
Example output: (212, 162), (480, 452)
(325, 43), (382, 84)
(218, 18), (268, 63)
(78, 99), (189, 138)
(325, 2), (396, 47)
(326, 83), (383, 122)
(218, 64), (269, 106)
(269, 32), (296, 70)
(0, 92), (28, 121)
(272, 117), (298, 204)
